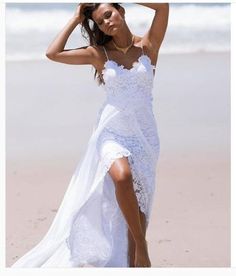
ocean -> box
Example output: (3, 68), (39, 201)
(5, 3), (230, 61)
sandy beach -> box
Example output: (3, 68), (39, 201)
(6, 52), (230, 267)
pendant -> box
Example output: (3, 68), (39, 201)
(112, 38), (134, 54)
(122, 48), (129, 54)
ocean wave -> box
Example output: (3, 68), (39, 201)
(6, 3), (230, 60)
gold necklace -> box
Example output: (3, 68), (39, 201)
(112, 35), (135, 54)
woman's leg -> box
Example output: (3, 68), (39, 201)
(135, 209), (151, 267)
(128, 229), (135, 267)
(128, 208), (148, 267)
(108, 156), (151, 267)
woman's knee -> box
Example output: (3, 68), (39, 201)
(116, 170), (133, 185)
(108, 157), (133, 185)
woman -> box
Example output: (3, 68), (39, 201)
(11, 2), (169, 268)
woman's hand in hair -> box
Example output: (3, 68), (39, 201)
(46, 3), (97, 64)
(73, 3), (88, 23)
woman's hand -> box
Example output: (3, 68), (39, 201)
(73, 3), (88, 24)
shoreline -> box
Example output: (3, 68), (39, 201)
(5, 50), (231, 63)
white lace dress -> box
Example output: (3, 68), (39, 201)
(11, 42), (160, 268)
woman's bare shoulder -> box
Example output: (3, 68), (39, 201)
(89, 44), (107, 72)
(139, 35), (159, 66)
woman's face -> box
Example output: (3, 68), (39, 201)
(91, 4), (125, 35)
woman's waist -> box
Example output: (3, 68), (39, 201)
(105, 95), (153, 110)
(98, 101), (156, 129)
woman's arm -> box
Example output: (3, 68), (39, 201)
(136, 3), (169, 50)
(46, 17), (81, 58)
(46, 4), (95, 65)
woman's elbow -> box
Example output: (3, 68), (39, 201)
(45, 52), (53, 60)
(45, 51), (58, 60)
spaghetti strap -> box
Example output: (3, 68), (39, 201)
(102, 46), (109, 61)
(141, 39), (144, 55)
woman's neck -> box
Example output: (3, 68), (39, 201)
(111, 23), (134, 48)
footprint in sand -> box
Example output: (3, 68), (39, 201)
(158, 239), (172, 244)
(37, 217), (47, 221)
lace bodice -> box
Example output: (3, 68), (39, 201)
(100, 41), (156, 111)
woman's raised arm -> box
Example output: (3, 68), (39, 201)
(136, 3), (169, 51)
(45, 4), (95, 65)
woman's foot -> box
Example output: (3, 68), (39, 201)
(134, 240), (151, 267)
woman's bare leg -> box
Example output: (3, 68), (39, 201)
(128, 229), (135, 267)
(128, 208), (148, 267)
(135, 209), (151, 267)
(108, 156), (151, 267)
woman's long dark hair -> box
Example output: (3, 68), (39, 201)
(81, 3), (122, 85)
